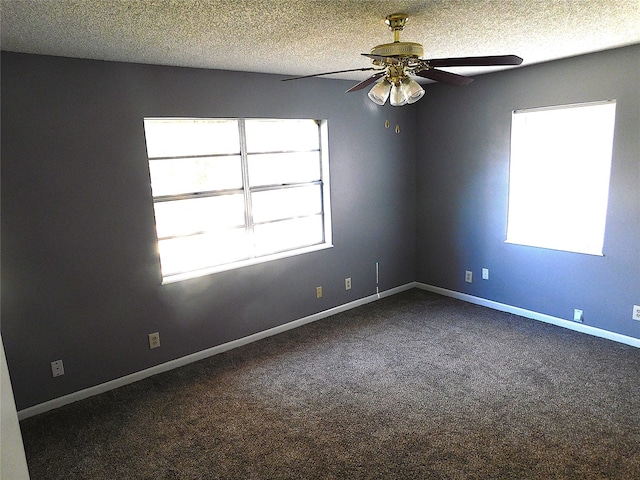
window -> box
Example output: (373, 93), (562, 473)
(143, 118), (332, 283)
(506, 100), (616, 255)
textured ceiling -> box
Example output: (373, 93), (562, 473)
(2, 0), (639, 81)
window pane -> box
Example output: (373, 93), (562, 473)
(144, 119), (240, 158)
(506, 101), (616, 255)
(144, 117), (331, 282)
(251, 185), (322, 223)
(158, 229), (250, 275)
(154, 194), (245, 238)
(248, 151), (321, 187)
(245, 119), (319, 153)
(149, 156), (242, 196)
(254, 215), (324, 255)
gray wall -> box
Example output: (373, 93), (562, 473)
(2, 45), (639, 412)
(1, 53), (417, 410)
(415, 44), (640, 339)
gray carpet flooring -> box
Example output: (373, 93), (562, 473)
(19, 289), (640, 479)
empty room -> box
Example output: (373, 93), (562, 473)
(1, 1), (639, 478)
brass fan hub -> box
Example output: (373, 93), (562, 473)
(386, 65), (407, 86)
(372, 13), (424, 59)
(370, 41), (424, 59)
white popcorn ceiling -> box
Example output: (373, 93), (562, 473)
(1, 0), (639, 81)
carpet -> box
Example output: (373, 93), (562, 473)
(19, 289), (640, 479)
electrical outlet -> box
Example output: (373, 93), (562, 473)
(465, 271), (473, 283)
(573, 309), (584, 323)
(51, 359), (65, 377)
(633, 305), (640, 321)
(316, 286), (323, 298)
(148, 332), (160, 349)
(345, 277), (352, 290)
(482, 268), (489, 280)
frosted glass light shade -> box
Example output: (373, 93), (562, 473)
(368, 80), (392, 105)
(401, 78), (425, 104)
(390, 84), (408, 107)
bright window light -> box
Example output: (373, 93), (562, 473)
(143, 118), (332, 282)
(506, 100), (616, 256)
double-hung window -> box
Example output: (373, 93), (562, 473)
(143, 118), (331, 283)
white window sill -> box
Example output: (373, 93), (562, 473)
(161, 242), (334, 284)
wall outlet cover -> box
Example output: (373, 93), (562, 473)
(633, 305), (640, 321)
(465, 271), (473, 283)
(573, 309), (584, 323)
(148, 332), (160, 349)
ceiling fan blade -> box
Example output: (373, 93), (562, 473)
(427, 55), (523, 68)
(414, 68), (474, 86)
(282, 67), (377, 81)
(346, 72), (386, 92)
(361, 53), (401, 65)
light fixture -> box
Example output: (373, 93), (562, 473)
(367, 79), (391, 105)
(368, 76), (425, 107)
(400, 78), (425, 104)
(390, 83), (408, 107)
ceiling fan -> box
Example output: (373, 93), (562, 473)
(283, 13), (523, 107)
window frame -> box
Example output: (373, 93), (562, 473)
(144, 118), (332, 284)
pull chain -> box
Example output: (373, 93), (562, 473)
(384, 106), (400, 133)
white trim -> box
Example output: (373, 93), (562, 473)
(162, 243), (333, 284)
(513, 99), (616, 114)
(17, 283), (414, 420)
(20, 281), (636, 419)
(415, 283), (640, 349)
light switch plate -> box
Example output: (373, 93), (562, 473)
(51, 359), (65, 377)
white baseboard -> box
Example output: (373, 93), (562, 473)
(415, 282), (640, 349)
(18, 283), (415, 420)
(20, 281), (636, 419)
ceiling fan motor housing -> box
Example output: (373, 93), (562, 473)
(374, 14), (423, 59)
(370, 41), (424, 59)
